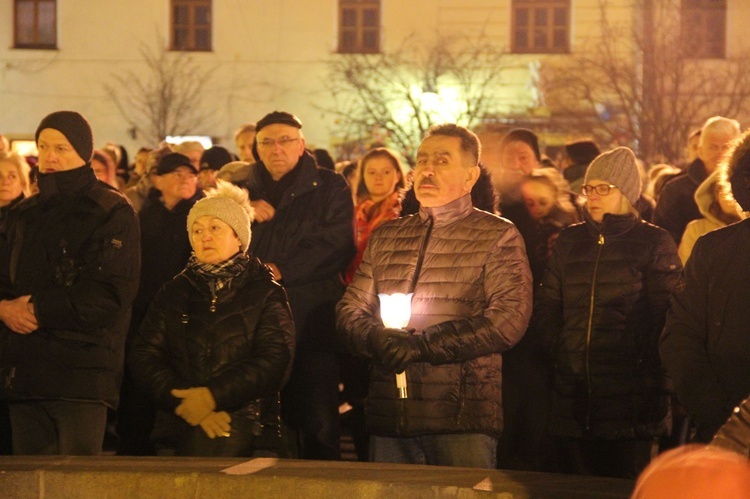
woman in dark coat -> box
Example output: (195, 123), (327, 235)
(535, 147), (681, 478)
(130, 180), (295, 456)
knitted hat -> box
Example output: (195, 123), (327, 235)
(35, 111), (94, 162)
(501, 128), (541, 162)
(200, 146), (233, 171)
(565, 139), (601, 165)
(584, 146), (641, 205)
(156, 152), (197, 175)
(187, 180), (255, 253)
(255, 111), (302, 133)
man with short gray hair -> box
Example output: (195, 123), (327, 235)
(655, 116), (741, 243)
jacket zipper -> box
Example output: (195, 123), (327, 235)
(399, 214), (434, 433)
(584, 230), (605, 431)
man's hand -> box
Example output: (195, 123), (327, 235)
(171, 387), (216, 426)
(251, 200), (275, 223)
(368, 328), (427, 373)
(0, 296), (39, 334)
(199, 411), (232, 439)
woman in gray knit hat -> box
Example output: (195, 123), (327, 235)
(129, 180), (295, 456)
(534, 147), (682, 478)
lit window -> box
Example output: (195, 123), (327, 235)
(339, 0), (380, 54)
(512, 0), (569, 54)
(681, 0), (726, 59)
(171, 0), (212, 51)
(14, 0), (56, 49)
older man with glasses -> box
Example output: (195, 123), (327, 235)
(239, 111), (355, 460)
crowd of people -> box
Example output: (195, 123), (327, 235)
(1, 109), (750, 487)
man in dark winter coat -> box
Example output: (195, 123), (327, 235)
(654, 116), (740, 243)
(242, 111), (355, 460)
(337, 124), (532, 469)
(660, 129), (750, 443)
(0, 111), (140, 455)
(117, 152), (204, 455)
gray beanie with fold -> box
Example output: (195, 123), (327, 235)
(584, 146), (641, 205)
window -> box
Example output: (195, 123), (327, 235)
(339, 0), (380, 54)
(14, 0), (56, 49)
(681, 0), (726, 59)
(171, 0), (211, 51)
(512, 0), (569, 54)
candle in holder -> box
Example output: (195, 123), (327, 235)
(378, 292), (413, 399)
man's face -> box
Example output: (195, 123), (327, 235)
(135, 151), (150, 175)
(255, 124), (305, 180)
(414, 135), (479, 208)
(501, 140), (539, 178)
(235, 131), (256, 163)
(36, 128), (86, 173)
(699, 128), (737, 173)
(155, 166), (198, 202)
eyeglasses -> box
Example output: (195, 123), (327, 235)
(581, 184), (617, 196)
(257, 137), (300, 148)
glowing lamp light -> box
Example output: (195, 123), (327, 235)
(378, 292), (413, 399)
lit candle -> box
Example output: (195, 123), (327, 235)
(378, 292), (413, 399)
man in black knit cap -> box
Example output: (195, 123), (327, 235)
(0, 110), (140, 455)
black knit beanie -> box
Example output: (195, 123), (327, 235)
(35, 111), (94, 162)
(501, 128), (541, 162)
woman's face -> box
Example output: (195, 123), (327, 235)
(584, 180), (627, 222)
(521, 179), (556, 221)
(190, 215), (242, 264)
(0, 161), (24, 207)
(363, 156), (401, 202)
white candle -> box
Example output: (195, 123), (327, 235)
(378, 293), (413, 399)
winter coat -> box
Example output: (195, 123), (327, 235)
(523, 205), (578, 287)
(345, 191), (401, 284)
(337, 194), (533, 437)
(130, 257), (295, 453)
(535, 211), (681, 439)
(132, 187), (204, 334)
(660, 219), (750, 442)
(124, 174), (153, 212)
(712, 394), (750, 458)
(243, 152), (355, 351)
(0, 166), (140, 407)
(654, 158), (709, 243)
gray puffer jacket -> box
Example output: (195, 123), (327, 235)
(337, 194), (532, 437)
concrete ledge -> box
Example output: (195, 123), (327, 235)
(0, 456), (634, 498)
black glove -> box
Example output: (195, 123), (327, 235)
(368, 328), (427, 373)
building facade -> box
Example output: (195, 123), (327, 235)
(1, 0), (748, 161)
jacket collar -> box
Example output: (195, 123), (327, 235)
(37, 164), (97, 202)
(419, 194), (473, 227)
(584, 208), (640, 238)
(686, 157), (709, 186)
(250, 151), (321, 208)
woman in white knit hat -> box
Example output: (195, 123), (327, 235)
(129, 180), (295, 456)
(534, 147), (682, 478)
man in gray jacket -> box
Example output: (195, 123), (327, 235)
(336, 124), (533, 468)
